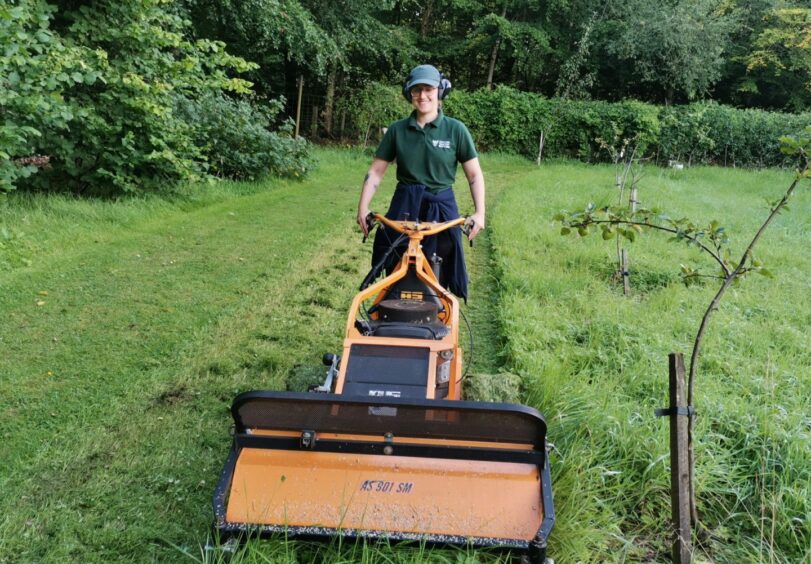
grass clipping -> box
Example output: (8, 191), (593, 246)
(463, 371), (523, 403)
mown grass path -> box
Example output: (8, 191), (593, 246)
(0, 151), (378, 561)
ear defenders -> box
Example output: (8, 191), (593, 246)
(402, 66), (452, 102)
(438, 76), (452, 100)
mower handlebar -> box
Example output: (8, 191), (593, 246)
(368, 212), (470, 238)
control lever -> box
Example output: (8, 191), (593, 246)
(462, 217), (476, 247)
(362, 212), (376, 243)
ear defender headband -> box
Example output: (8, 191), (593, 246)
(402, 65), (452, 102)
(438, 76), (452, 100)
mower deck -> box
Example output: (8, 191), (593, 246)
(214, 392), (554, 554)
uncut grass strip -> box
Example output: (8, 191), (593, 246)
(488, 162), (810, 562)
(458, 175), (516, 402)
(461, 221), (504, 374)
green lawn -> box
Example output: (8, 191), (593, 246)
(0, 149), (808, 562)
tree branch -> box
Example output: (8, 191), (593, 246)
(569, 219), (732, 276)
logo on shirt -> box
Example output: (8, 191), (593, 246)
(432, 139), (451, 149)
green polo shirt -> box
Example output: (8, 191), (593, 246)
(375, 110), (478, 194)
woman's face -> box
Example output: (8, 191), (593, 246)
(410, 84), (439, 115)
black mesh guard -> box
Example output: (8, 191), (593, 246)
(344, 344), (430, 386)
(231, 391), (547, 449)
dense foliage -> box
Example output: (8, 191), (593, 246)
(4, 1), (810, 192)
(333, 84), (410, 146)
(744, 8), (811, 111)
(1, 0), (310, 194)
(0, 2), (90, 191)
(177, 94), (312, 180)
(179, 0), (811, 125)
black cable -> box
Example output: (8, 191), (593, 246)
(359, 230), (408, 291)
(459, 305), (474, 380)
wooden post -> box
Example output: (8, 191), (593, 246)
(294, 75), (304, 138)
(667, 353), (692, 563)
(621, 249), (630, 296)
(536, 131), (545, 165)
(622, 186), (637, 296)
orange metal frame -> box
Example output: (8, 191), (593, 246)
(335, 214), (467, 400)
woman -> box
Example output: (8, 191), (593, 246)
(356, 64), (485, 300)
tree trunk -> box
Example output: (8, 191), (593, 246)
(420, 0), (435, 37)
(686, 155), (809, 530)
(323, 66), (337, 137)
(486, 3), (508, 90)
(294, 75), (304, 139)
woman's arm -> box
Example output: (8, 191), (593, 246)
(461, 157), (485, 240)
(357, 157), (390, 236)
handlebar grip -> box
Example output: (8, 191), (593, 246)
(362, 212), (377, 243)
(462, 217), (475, 247)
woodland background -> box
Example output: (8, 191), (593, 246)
(3, 1), (811, 194)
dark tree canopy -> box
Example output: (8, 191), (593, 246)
(177, 0), (809, 115)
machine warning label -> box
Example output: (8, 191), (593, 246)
(360, 480), (414, 494)
(368, 390), (401, 397)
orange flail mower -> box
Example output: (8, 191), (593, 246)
(213, 215), (555, 561)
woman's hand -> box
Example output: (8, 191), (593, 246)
(358, 158), (390, 237)
(357, 207), (371, 237)
(461, 158), (485, 241)
(465, 212), (485, 241)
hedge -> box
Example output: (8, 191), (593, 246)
(342, 84), (811, 168)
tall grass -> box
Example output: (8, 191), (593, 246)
(491, 162), (810, 561)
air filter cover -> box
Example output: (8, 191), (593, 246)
(378, 299), (438, 324)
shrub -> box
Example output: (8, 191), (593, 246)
(335, 83), (410, 145)
(657, 103), (811, 167)
(177, 94), (313, 180)
(443, 88), (662, 162)
(446, 87), (809, 168)
(6, 1), (256, 195)
(3, 1), (312, 195)
(0, 1), (93, 192)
